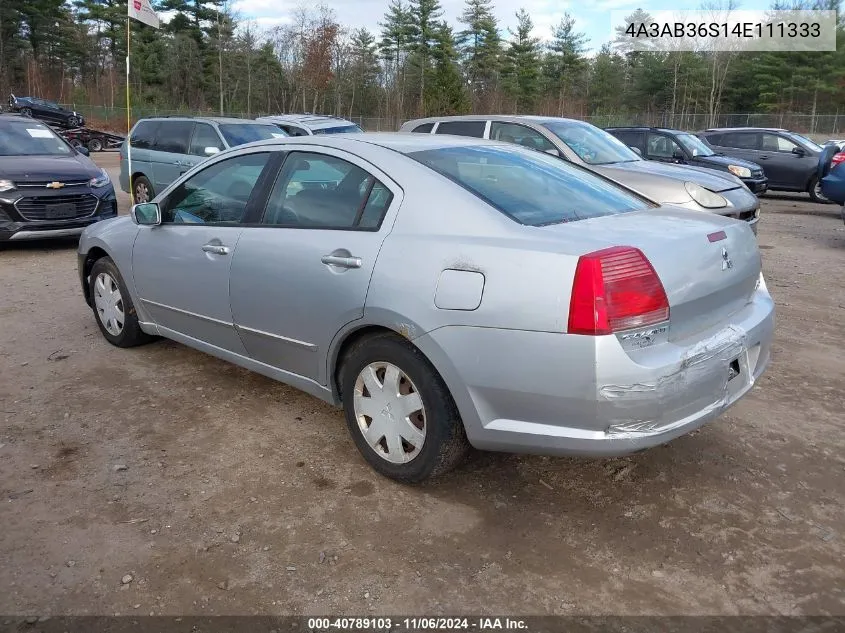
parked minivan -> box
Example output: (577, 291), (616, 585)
(119, 117), (287, 202)
(698, 127), (829, 202)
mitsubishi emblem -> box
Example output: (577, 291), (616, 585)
(721, 247), (733, 271)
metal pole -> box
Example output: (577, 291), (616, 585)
(126, 18), (133, 206)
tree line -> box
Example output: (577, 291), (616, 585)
(1, 0), (843, 130)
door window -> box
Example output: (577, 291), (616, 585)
(435, 120), (486, 138)
(490, 122), (557, 152)
(411, 122), (434, 133)
(153, 121), (194, 154)
(262, 152), (393, 230)
(130, 120), (160, 149)
(718, 132), (759, 150)
(160, 152), (272, 225)
(761, 133), (798, 153)
(189, 123), (225, 156)
(647, 133), (684, 159)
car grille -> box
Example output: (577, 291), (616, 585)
(14, 194), (99, 221)
(727, 209), (757, 222)
(751, 169), (764, 178)
(16, 180), (89, 189)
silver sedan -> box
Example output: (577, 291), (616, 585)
(78, 134), (775, 482)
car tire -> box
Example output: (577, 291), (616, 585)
(87, 138), (103, 152)
(89, 257), (154, 348)
(20, 107), (32, 117)
(339, 332), (470, 483)
(67, 116), (80, 128)
(132, 176), (154, 204)
(808, 176), (830, 204)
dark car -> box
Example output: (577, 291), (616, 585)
(8, 94), (85, 129)
(818, 143), (845, 221)
(698, 127), (829, 202)
(606, 127), (768, 195)
(0, 114), (117, 242)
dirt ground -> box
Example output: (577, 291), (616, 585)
(1, 152), (843, 617)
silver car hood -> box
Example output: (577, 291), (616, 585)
(595, 160), (742, 193)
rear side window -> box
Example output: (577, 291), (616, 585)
(312, 125), (364, 135)
(435, 120), (486, 138)
(130, 120), (160, 149)
(218, 123), (286, 146)
(408, 145), (649, 226)
(189, 123), (225, 156)
(718, 132), (758, 150)
(154, 120), (194, 154)
(610, 130), (644, 149)
(411, 123), (434, 133)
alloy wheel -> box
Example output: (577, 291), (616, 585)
(134, 182), (150, 203)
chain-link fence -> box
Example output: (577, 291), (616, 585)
(60, 104), (844, 140)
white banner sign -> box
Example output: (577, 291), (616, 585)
(128, 0), (161, 29)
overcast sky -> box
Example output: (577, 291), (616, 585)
(228, 0), (772, 52)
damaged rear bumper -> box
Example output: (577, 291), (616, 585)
(412, 280), (775, 457)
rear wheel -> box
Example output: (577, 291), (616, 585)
(339, 333), (470, 483)
(87, 137), (103, 152)
(67, 115), (80, 128)
(89, 257), (153, 348)
(133, 176), (154, 203)
(808, 176), (830, 204)
(20, 107), (32, 117)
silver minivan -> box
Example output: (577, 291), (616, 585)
(400, 115), (761, 233)
(120, 117), (287, 203)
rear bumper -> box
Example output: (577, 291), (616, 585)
(414, 281), (775, 457)
(820, 168), (845, 206)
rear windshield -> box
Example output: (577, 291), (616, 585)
(218, 123), (287, 146)
(312, 125), (363, 135)
(408, 145), (649, 226)
(0, 120), (73, 156)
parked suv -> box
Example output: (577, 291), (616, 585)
(119, 117), (287, 202)
(8, 94), (85, 128)
(606, 127), (768, 194)
(698, 127), (829, 202)
(0, 114), (117, 241)
(401, 115), (761, 233)
(256, 114), (363, 137)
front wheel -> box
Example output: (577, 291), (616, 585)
(20, 107), (32, 117)
(808, 176), (831, 204)
(339, 333), (470, 483)
(132, 175), (154, 204)
(67, 116), (80, 128)
(89, 257), (154, 348)
(87, 137), (103, 152)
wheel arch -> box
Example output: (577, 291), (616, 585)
(81, 246), (111, 307)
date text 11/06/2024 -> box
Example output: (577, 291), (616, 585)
(306, 617), (529, 631)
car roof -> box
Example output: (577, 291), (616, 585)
(404, 114), (588, 126)
(257, 114), (359, 130)
(234, 132), (510, 154)
(605, 126), (692, 134)
(138, 116), (269, 125)
(702, 127), (790, 133)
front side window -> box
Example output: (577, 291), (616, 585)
(435, 120), (486, 138)
(262, 152), (392, 230)
(189, 123), (225, 156)
(412, 123), (434, 133)
(130, 120), (160, 149)
(0, 120), (73, 156)
(647, 133), (684, 159)
(160, 152), (272, 225)
(762, 133), (799, 153)
(542, 121), (641, 165)
(490, 122), (557, 153)
(408, 145), (649, 226)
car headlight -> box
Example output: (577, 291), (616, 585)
(685, 181), (728, 209)
(728, 165), (752, 179)
(0, 179), (16, 193)
(89, 168), (110, 188)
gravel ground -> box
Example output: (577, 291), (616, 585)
(0, 152), (843, 617)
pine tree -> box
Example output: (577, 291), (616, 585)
(408, 0), (444, 115)
(501, 8), (541, 112)
(543, 13), (588, 116)
(458, 0), (501, 105)
(427, 21), (470, 114)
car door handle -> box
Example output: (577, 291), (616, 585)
(202, 244), (230, 255)
(759, 155), (769, 160)
(321, 255), (362, 269)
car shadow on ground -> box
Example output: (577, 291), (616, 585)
(0, 237), (79, 252)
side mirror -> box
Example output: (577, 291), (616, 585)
(792, 146), (806, 157)
(630, 146), (642, 156)
(672, 149), (686, 161)
(544, 148), (561, 157)
(77, 146), (90, 157)
(131, 202), (161, 226)
(204, 146), (221, 156)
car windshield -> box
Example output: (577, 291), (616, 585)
(677, 133), (715, 157)
(787, 132), (822, 152)
(407, 145), (649, 226)
(218, 123), (287, 146)
(312, 125), (363, 135)
(0, 120), (73, 156)
(541, 121), (641, 165)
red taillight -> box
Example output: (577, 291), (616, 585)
(568, 246), (669, 336)
(832, 152), (845, 166)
